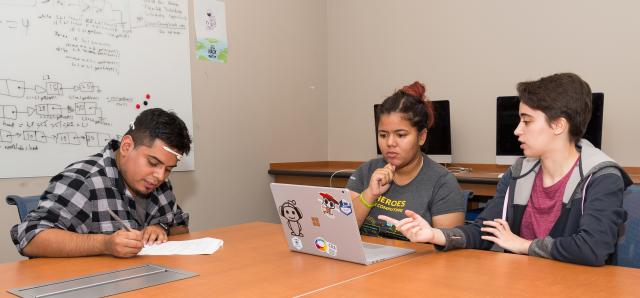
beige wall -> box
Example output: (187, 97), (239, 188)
(0, 0), (327, 263)
(327, 0), (640, 166)
(3, 0), (640, 264)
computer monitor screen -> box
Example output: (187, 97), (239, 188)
(374, 100), (452, 163)
(583, 93), (604, 149)
(496, 93), (604, 165)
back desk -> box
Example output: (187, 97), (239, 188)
(269, 161), (640, 197)
(1, 222), (638, 297)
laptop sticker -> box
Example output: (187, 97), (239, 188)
(318, 192), (338, 219)
(327, 242), (337, 256)
(314, 237), (338, 256)
(311, 217), (321, 227)
(339, 200), (353, 216)
(279, 200), (304, 237)
(291, 236), (303, 250)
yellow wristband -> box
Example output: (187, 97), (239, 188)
(359, 192), (377, 208)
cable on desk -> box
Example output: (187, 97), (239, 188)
(329, 169), (355, 188)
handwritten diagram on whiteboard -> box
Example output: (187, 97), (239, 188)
(0, 0), (194, 178)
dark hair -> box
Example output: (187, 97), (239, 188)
(376, 81), (435, 132)
(517, 73), (592, 144)
(124, 108), (192, 155)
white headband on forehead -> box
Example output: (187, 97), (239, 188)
(162, 146), (183, 161)
(129, 122), (183, 161)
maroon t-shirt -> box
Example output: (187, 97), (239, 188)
(520, 159), (579, 240)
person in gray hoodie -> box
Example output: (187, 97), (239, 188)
(380, 73), (633, 266)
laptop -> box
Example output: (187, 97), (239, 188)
(270, 183), (415, 265)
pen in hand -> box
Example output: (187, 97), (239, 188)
(107, 208), (132, 232)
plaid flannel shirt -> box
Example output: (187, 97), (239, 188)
(10, 140), (189, 254)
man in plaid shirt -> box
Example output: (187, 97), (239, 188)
(11, 108), (192, 258)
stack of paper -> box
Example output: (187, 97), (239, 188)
(138, 237), (224, 256)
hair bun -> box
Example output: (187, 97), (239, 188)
(401, 81), (426, 100)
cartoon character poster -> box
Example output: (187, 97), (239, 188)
(193, 0), (228, 63)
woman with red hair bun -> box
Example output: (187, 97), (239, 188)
(346, 81), (465, 241)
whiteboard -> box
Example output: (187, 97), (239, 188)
(0, 0), (194, 178)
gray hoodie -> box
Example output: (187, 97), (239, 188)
(438, 140), (632, 266)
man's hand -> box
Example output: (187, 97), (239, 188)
(142, 225), (168, 246)
(105, 229), (143, 258)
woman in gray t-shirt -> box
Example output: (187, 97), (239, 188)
(347, 81), (465, 241)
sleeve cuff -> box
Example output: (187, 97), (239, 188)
(434, 228), (466, 251)
(12, 223), (54, 256)
(528, 236), (554, 259)
(173, 211), (190, 226)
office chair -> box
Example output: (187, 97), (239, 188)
(462, 190), (481, 223)
(5, 195), (41, 223)
(614, 185), (640, 268)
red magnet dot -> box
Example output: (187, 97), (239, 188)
(136, 103), (141, 109)
(146, 94), (151, 100)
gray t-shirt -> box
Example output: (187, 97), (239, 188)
(134, 197), (147, 226)
(346, 153), (465, 240)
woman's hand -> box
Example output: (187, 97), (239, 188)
(367, 163), (395, 197)
(481, 219), (532, 254)
(379, 210), (435, 243)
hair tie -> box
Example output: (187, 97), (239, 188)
(401, 81), (426, 100)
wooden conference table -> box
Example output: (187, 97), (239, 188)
(1, 222), (639, 297)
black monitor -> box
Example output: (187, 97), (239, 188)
(496, 93), (604, 164)
(374, 100), (452, 163)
